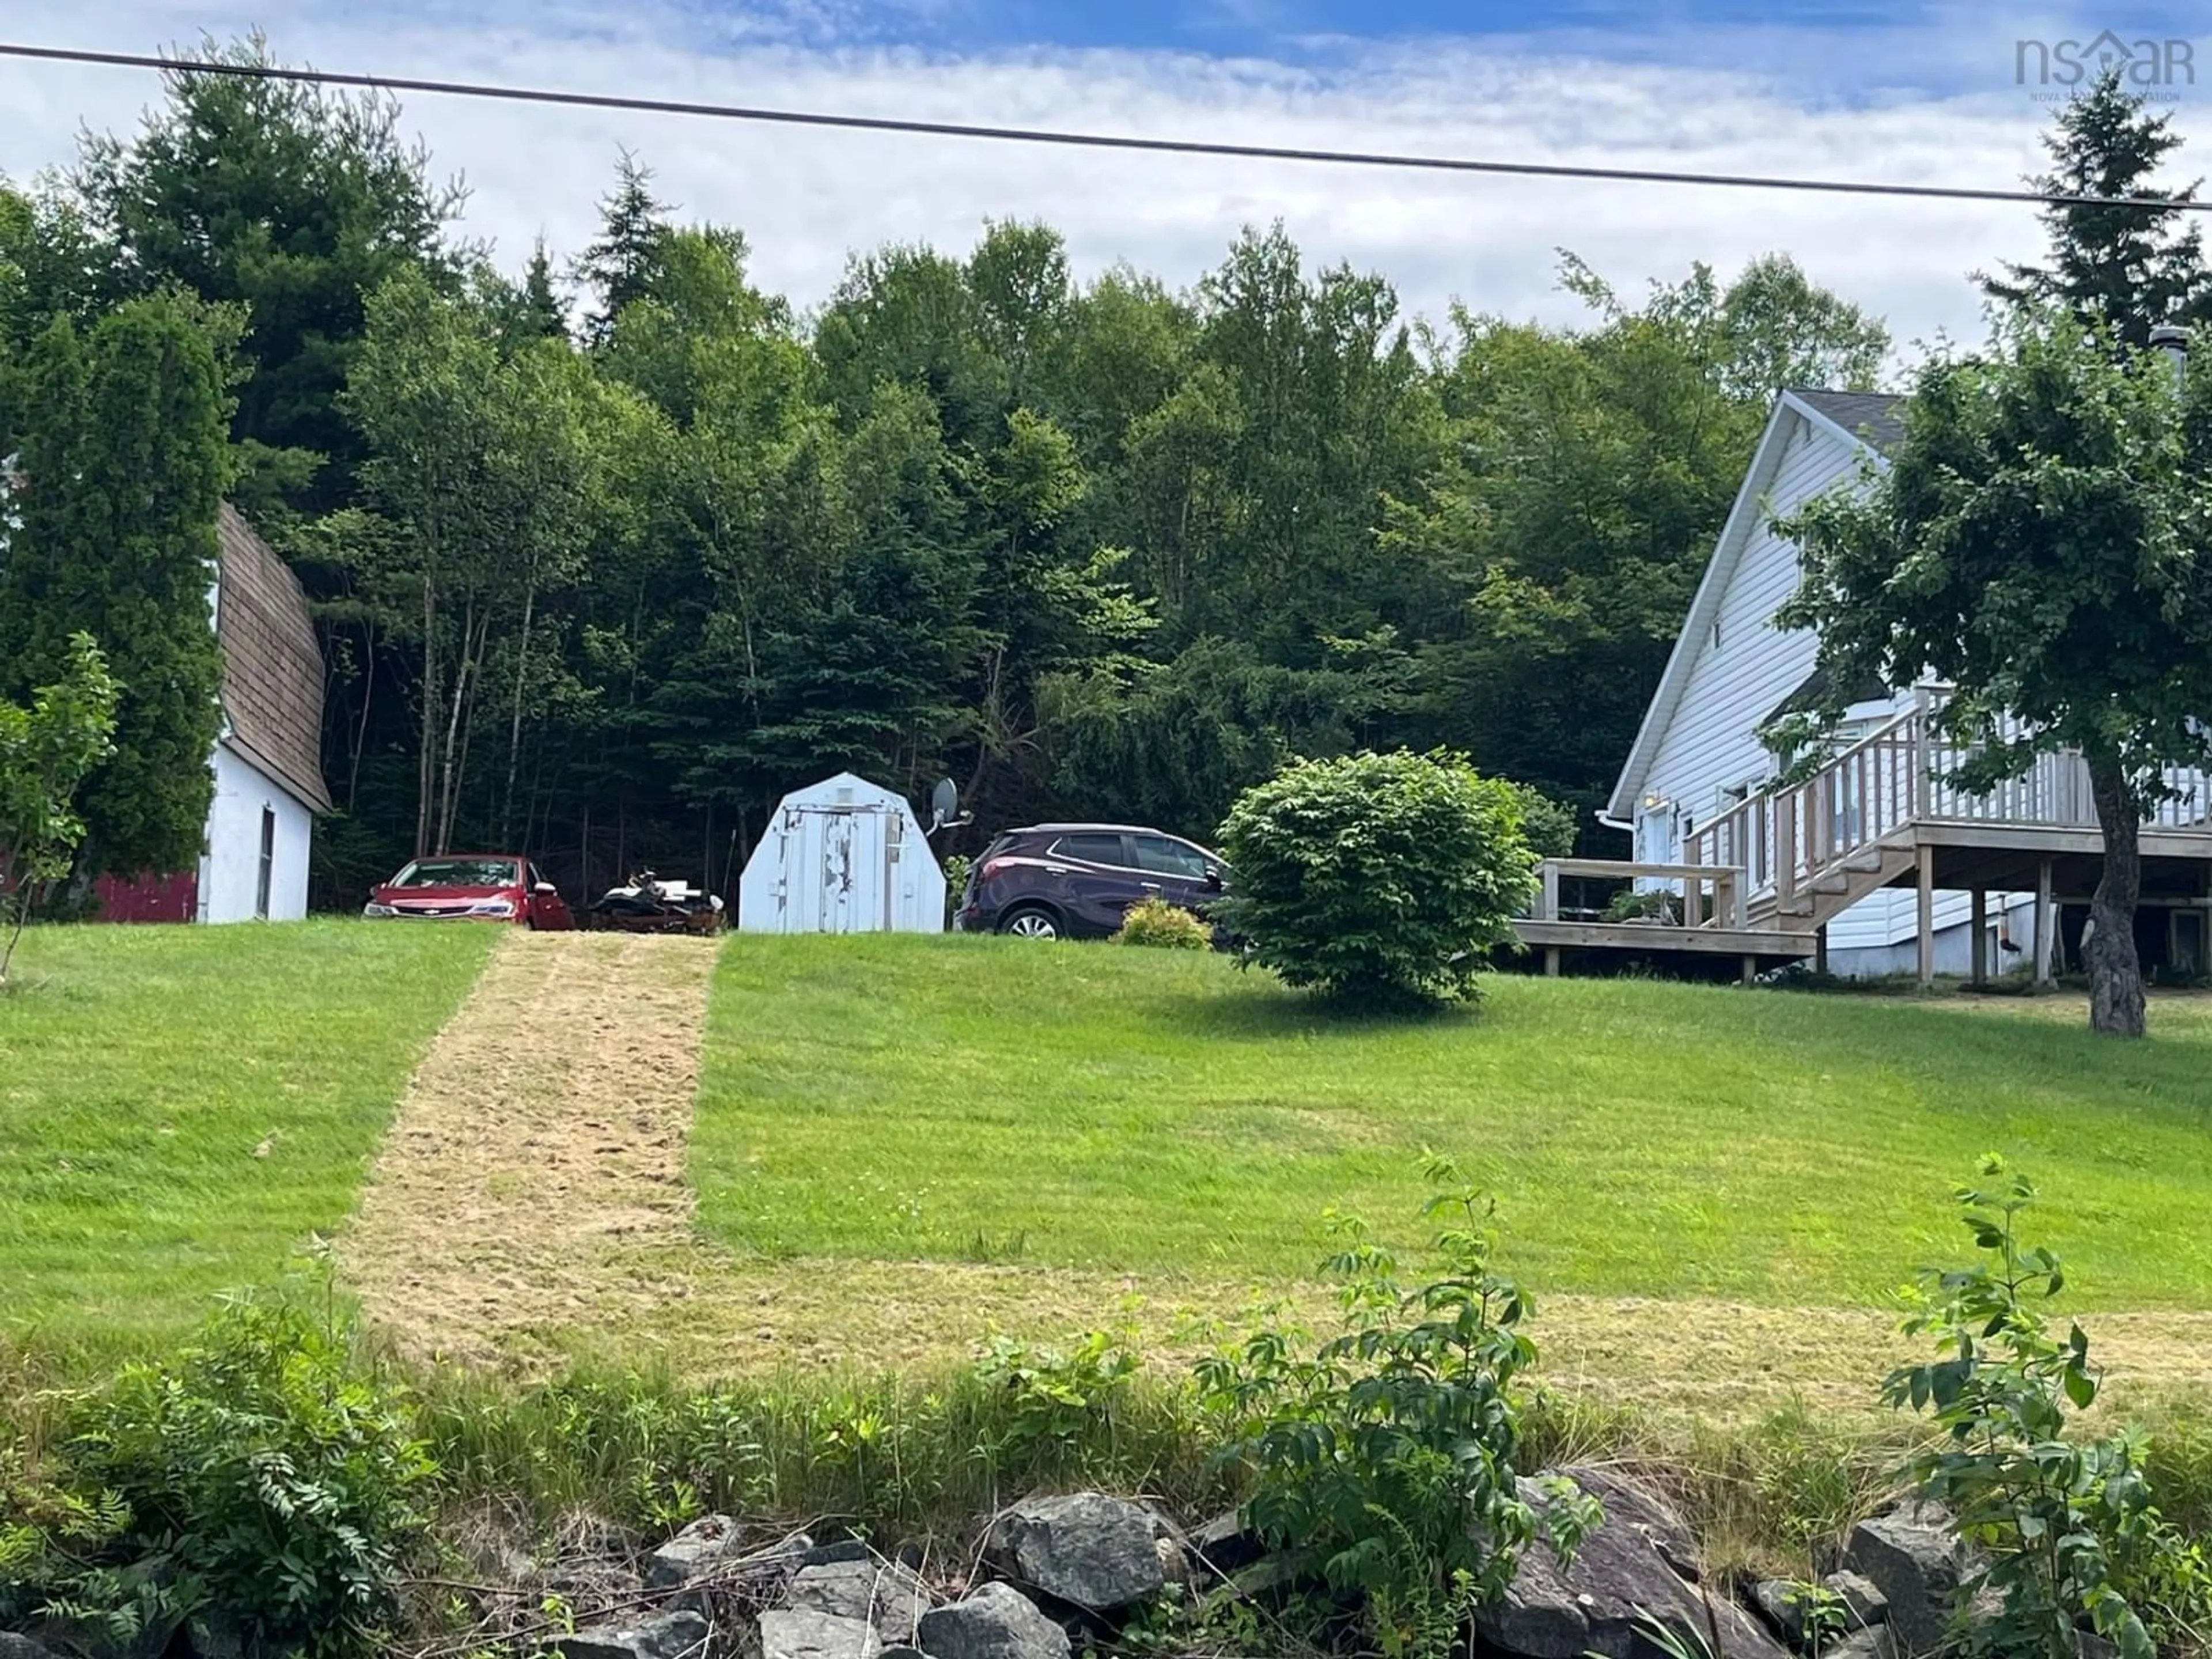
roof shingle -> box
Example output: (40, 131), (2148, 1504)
(215, 506), (332, 813)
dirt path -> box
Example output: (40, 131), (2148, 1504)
(343, 930), (722, 1365)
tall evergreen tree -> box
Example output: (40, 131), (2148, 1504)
(576, 151), (671, 348)
(1983, 69), (2212, 346)
(0, 292), (238, 877)
(518, 237), (570, 340)
(73, 34), (464, 514)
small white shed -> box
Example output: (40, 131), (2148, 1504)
(738, 772), (946, 934)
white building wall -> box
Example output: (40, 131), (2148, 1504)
(1631, 414), (1999, 965)
(197, 742), (313, 923)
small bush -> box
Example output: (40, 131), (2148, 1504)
(1198, 1159), (1600, 1656)
(1884, 1161), (2203, 1659)
(1214, 749), (1537, 1006)
(1603, 887), (1681, 925)
(58, 1290), (435, 1658)
(1113, 895), (1214, 950)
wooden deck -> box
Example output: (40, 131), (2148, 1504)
(1524, 700), (2212, 983)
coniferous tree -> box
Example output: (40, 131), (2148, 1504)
(575, 151), (671, 348)
(0, 293), (237, 878)
(1982, 69), (2212, 346)
(518, 237), (569, 340)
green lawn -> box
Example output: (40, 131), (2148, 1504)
(0, 920), (491, 1349)
(691, 936), (2212, 1310)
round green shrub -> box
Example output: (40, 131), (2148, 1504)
(1214, 749), (1537, 1005)
(1113, 895), (1214, 950)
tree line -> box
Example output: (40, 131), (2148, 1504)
(5, 36), (1896, 907)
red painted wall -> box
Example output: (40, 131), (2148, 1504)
(94, 871), (199, 924)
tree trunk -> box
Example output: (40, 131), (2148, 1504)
(416, 573), (439, 858)
(502, 578), (536, 846)
(2086, 755), (2147, 1038)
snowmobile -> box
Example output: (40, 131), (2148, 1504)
(584, 869), (727, 934)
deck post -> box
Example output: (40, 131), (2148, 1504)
(1741, 954), (1756, 987)
(1683, 838), (1703, 928)
(1777, 791), (1798, 904)
(1815, 925), (1828, 976)
(1916, 842), (1936, 990)
(2033, 857), (2056, 987)
(1539, 861), (1560, 922)
(1970, 888), (1988, 988)
(1544, 945), (1561, 978)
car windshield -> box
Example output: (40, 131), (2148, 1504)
(392, 858), (519, 889)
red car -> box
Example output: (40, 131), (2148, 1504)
(362, 854), (575, 929)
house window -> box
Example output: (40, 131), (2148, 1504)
(255, 807), (275, 920)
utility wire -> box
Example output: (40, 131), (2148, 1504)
(5, 39), (2207, 215)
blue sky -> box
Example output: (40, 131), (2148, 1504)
(6, 0), (2210, 355)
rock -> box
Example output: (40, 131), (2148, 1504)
(1752, 1581), (1806, 1645)
(988, 1492), (1167, 1612)
(806, 1537), (876, 1567)
(1844, 1505), (1969, 1657)
(551, 1610), (713, 1659)
(1474, 1467), (1790, 1659)
(1828, 1627), (1899, 1659)
(1187, 1508), (1266, 1574)
(0, 1636), (57, 1659)
(1824, 1570), (1889, 1628)
(917, 1582), (1072, 1659)
(760, 1610), (884, 1659)
(645, 1513), (744, 1589)
(791, 1558), (933, 1642)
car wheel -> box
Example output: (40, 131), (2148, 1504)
(999, 906), (1063, 940)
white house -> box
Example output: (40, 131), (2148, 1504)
(738, 772), (946, 934)
(1600, 391), (2037, 978)
(190, 506), (331, 923)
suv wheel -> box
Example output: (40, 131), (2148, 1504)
(999, 906), (1062, 940)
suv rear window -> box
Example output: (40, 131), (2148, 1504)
(1050, 833), (1126, 865)
(1131, 835), (1209, 879)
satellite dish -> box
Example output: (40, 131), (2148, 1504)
(929, 778), (959, 832)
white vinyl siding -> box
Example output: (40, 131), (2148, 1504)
(1638, 416), (1842, 844)
(1633, 411), (1937, 952)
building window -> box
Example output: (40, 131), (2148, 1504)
(255, 807), (275, 920)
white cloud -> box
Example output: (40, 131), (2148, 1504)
(3, 0), (2206, 359)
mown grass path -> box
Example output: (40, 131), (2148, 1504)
(341, 930), (720, 1366)
(0, 921), (491, 1353)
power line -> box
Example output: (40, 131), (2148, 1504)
(5, 39), (2206, 215)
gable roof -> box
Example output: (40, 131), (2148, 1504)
(1601, 389), (1897, 825)
(1790, 389), (1905, 454)
(215, 506), (332, 814)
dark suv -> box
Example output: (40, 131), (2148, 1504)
(955, 824), (1227, 940)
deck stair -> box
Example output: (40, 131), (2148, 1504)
(1517, 694), (2212, 982)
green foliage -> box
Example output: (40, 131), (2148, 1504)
(1215, 749), (1537, 1006)
(1113, 895), (1214, 950)
(1197, 1161), (1601, 1656)
(1603, 887), (1681, 925)
(1510, 783), (1580, 859)
(0, 633), (119, 979)
(1775, 309), (2212, 1036)
(0, 292), (235, 878)
(1883, 1161), (2184, 1659)
(72, 33), (464, 512)
(972, 1325), (1144, 1467)
(1982, 71), (2212, 348)
(2, 1288), (441, 1655)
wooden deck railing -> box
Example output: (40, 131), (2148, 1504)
(1532, 859), (1743, 930)
(1681, 699), (2212, 906)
